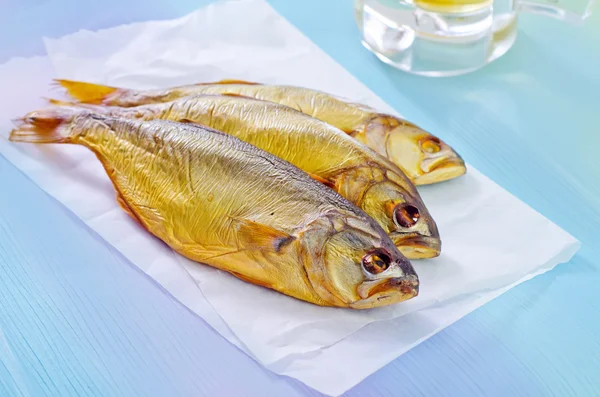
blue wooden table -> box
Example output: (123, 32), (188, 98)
(1, 1), (600, 396)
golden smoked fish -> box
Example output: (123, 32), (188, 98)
(56, 79), (466, 185)
(51, 95), (441, 259)
(10, 108), (419, 309)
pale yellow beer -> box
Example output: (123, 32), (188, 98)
(413, 0), (492, 13)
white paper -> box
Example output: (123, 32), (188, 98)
(0, 1), (580, 395)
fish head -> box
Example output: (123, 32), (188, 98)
(367, 115), (466, 185)
(351, 166), (441, 259)
(301, 211), (419, 309)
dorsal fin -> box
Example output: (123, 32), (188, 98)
(216, 79), (260, 85)
(197, 79), (261, 86)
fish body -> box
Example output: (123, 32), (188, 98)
(10, 108), (419, 309)
(53, 94), (441, 259)
(56, 79), (466, 185)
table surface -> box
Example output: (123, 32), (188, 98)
(1, 1), (600, 396)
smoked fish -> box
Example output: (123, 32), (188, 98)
(51, 95), (441, 259)
(56, 79), (466, 185)
(10, 108), (419, 309)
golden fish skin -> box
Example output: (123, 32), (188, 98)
(52, 94), (442, 259)
(56, 79), (467, 185)
(10, 108), (419, 309)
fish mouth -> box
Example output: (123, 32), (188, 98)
(391, 234), (441, 259)
(352, 276), (419, 309)
(415, 157), (466, 185)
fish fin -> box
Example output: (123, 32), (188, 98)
(176, 119), (198, 125)
(46, 98), (75, 106)
(115, 191), (144, 226)
(232, 217), (295, 253)
(306, 172), (337, 190)
(218, 92), (257, 99)
(227, 270), (273, 289)
(100, 164), (152, 233)
(8, 106), (85, 144)
(53, 79), (120, 104)
(198, 79), (260, 85)
(184, 246), (275, 288)
(175, 119), (208, 128)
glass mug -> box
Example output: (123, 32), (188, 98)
(354, 0), (595, 76)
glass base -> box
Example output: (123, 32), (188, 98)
(357, 0), (519, 77)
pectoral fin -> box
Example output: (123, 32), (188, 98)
(211, 79), (260, 85)
(232, 217), (295, 253)
(306, 172), (336, 190)
(227, 270), (273, 289)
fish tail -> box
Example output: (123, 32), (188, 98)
(53, 79), (120, 104)
(9, 106), (86, 144)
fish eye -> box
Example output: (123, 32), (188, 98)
(421, 137), (441, 154)
(394, 204), (420, 228)
(362, 250), (391, 274)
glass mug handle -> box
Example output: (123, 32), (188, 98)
(516, 0), (596, 24)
